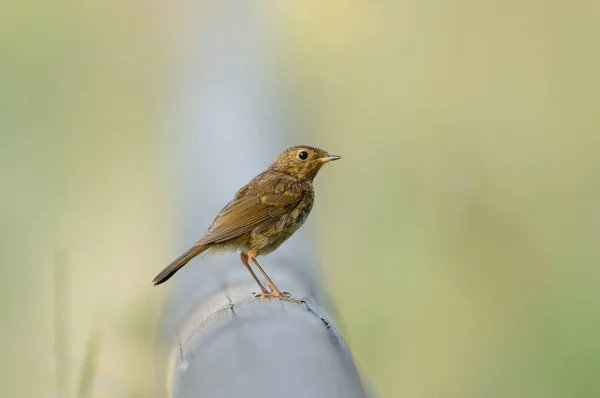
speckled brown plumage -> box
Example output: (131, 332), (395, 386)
(152, 145), (340, 303)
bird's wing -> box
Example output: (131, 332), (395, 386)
(197, 191), (302, 244)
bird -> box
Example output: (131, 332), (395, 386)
(152, 145), (341, 303)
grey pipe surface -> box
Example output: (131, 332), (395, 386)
(159, 2), (367, 397)
(166, 290), (366, 398)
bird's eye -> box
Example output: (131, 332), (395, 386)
(297, 151), (309, 160)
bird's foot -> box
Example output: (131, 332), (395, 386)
(252, 290), (290, 297)
(252, 291), (304, 304)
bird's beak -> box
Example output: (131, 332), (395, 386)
(319, 154), (341, 163)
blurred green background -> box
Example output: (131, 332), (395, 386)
(2, 1), (600, 397)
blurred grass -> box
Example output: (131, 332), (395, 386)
(76, 326), (100, 398)
(1, 1), (169, 397)
(54, 249), (70, 397)
(277, 1), (600, 397)
(2, 0), (600, 397)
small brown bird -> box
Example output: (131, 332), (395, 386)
(152, 145), (340, 302)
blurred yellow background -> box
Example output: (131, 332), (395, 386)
(2, 1), (599, 397)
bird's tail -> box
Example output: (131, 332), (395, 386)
(152, 244), (209, 285)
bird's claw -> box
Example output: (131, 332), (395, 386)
(252, 291), (304, 304)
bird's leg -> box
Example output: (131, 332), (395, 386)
(248, 254), (281, 294)
(240, 252), (269, 294)
(248, 252), (304, 304)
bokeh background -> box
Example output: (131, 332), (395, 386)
(2, 1), (600, 397)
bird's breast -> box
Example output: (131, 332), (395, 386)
(250, 194), (314, 254)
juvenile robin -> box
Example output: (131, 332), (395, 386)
(152, 145), (341, 303)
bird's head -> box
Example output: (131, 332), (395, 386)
(268, 145), (341, 181)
